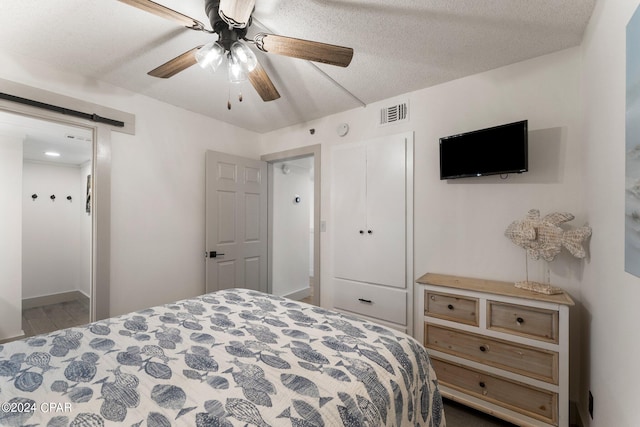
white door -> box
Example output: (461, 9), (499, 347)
(205, 150), (267, 293)
(365, 135), (406, 288)
(331, 134), (407, 288)
(332, 143), (367, 281)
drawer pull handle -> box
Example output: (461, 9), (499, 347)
(359, 230), (364, 234)
(358, 298), (372, 304)
(516, 317), (524, 324)
(479, 345), (487, 352)
(447, 304), (454, 310)
(479, 381), (486, 388)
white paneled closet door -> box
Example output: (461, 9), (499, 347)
(331, 131), (414, 333)
(332, 133), (407, 288)
(332, 143), (367, 282)
(364, 135), (406, 288)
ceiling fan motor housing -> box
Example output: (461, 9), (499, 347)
(205, 0), (249, 50)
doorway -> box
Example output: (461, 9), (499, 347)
(0, 111), (93, 337)
(262, 145), (321, 306)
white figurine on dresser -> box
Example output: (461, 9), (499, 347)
(416, 273), (574, 427)
(505, 209), (591, 295)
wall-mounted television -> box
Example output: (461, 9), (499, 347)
(439, 120), (528, 180)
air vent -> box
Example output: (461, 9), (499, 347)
(379, 100), (409, 126)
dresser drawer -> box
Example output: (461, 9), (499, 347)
(425, 291), (478, 326)
(488, 301), (559, 343)
(432, 357), (558, 425)
(424, 324), (558, 384)
(333, 279), (406, 325)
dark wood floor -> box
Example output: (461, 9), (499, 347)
(22, 296), (90, 338)
(443, 399), (518, 426)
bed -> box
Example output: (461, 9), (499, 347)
(0, 289), (445, 426)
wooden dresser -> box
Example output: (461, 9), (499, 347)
(415, 273), (574, 427)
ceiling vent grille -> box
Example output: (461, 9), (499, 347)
(379, 100), (409, 126)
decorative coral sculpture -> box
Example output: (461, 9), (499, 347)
(505, 209), (592, 294)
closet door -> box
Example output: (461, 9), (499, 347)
(364, 135), (406, 288)
(332, 143), (367, 281)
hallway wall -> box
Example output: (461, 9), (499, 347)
(22, 161), (90, 299)
(271, 157), (314, 298)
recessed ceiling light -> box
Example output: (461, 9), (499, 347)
(44, 152), (61, 157)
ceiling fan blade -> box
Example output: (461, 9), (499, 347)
(248, 62), (280, 102)
(117, 0), (208, 31)
(255, 33), (353, 67)
(148, 46), (202, 78)
(218, 0), (256, 29)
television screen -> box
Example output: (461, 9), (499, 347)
(439, 120), (528, 180)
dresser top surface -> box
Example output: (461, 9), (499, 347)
(416, 273), (575, 306)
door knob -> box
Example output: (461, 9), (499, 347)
(206, 251), (225, 258)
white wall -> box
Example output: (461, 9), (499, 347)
(22, 161), (87, 299)
(0, 51), (263, 317)
(260, 47), (586, 399)
(0, 133), (24, 340)
(261, 46), (585, 300)
(580, 1), (640, 426)
(272, 157), (313, 298)
(108, 103), (261, 314)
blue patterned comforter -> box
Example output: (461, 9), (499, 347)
(0, 289), (445, 426)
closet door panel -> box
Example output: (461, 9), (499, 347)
(332, 143), (367, 281)
(364, 135), (406, 288)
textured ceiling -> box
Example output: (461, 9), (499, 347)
(0, 0), (596, 133)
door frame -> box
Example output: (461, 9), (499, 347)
(261, 145), (321, 306)
(0, 109), (102, 322)
(0, 78), (135, 322)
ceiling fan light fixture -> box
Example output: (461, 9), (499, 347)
(195, 42), (225, 72)
(230, 42), (257, 72)
(218, 0), (256, 29)
(228, 53), (248, 83)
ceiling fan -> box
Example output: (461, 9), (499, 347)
(118, 0), (354, 104)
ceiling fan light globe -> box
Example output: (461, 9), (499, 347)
(195, 42), (225, 72)
(228, 56), (248, 83)
(230, 42), (257, 72)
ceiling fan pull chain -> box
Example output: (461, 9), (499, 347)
(227, 88), (232, 110)
(239, 92), (243, 102)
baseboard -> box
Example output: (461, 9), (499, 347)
(283, 287), (311, 301)
(0, 331), (25, 344)
(22, 290), (89, 309)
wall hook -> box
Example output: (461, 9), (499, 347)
(67, 196), (72, 201)
(31, 194), (38, 200)
(50, 194), (56, 201)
